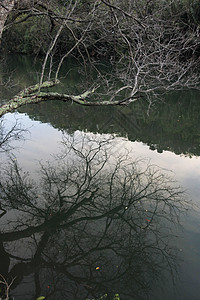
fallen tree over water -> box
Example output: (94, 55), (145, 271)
(0, 80), (140, 118)
(0, 0), (200, 118)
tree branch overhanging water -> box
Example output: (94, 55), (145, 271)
(1, 0), (200, 118)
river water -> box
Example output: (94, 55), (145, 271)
(0, 55), (200, 299)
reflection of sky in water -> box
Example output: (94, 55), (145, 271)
(3, 112), (200, 220)
(2, 112), (200, 299)
(4, 113), (200, 200)
(1, 113), (63, 170)
(132, 142), (200, 202)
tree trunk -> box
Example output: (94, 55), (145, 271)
(0, 80), (136, 118)
(0, 0), (49, 44)
(0, 0), (15, 45)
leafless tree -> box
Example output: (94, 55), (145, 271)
(0, 0), (200, 116)
(0, 274), (15, 300)
(0, 116), (28, 154)
(0, 134), (189, 299)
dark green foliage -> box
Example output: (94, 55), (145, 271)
(2, 0), (200, 58)
(177, 0), (200, 27)
(2, 15), (52, 54)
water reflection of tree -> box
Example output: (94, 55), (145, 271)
(0, 116), (27, 154)
(0, 136), (188, 299)
(18, 87), (200, 158)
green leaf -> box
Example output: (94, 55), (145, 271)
(36, 297), (46, 300)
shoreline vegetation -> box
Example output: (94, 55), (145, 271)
(0, 0), (200, 114)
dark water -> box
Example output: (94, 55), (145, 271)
(0, 55), (200, 300)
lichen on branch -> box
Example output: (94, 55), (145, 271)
(0, 81), (135, 118)
(0, 80), (60, 117)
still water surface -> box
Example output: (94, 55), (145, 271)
(0, 56), (200, 299)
